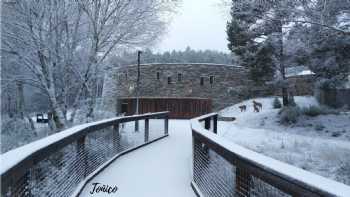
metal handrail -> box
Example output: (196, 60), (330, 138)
(191, 113), (350, 197)
(1, 111), (169, 196)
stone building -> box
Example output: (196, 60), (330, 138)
(316, 75), (350, 109)
(101, 63), (316, 117)
(101, 63), (251, 116)
(281, 74), (315, 96)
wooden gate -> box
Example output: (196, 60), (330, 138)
(118, 97), (212, 119)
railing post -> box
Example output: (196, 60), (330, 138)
(135, 120), (139, 132)
(164, 115), (169, 135)
(213, 114), (218, 134)
(203, 117), (211, 154)
(77, 136), (88, 178)
(235, 166), (251, 197)
(144, 118), (149, 142)
(204, 117), (211, 130)
(113, 123), (120, 151)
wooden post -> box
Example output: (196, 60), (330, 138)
(113, 124), (120, 151)
(77, 136), (88, 178)
(144, 119), (149, 142)
(204, 117), (211, 130)
(213, 115), (218, 134)
(203, 118), (210, 154)
(235, 167), (251, 197)
(164, 116), (169, 135)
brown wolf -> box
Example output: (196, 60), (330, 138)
(253, 100), (262, 110)
(239, 105), (247, 112)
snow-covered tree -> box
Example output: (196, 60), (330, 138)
(69, 0), (176, 120)
(227, 0), (301, 105)
(1, 0), (177, 130)
(226, 0), (350, 92)
(299, 0), (350, 88)
(1, 0), (83, 129)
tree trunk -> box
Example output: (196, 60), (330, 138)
(282, 87), (289, 106)
(7, 94), (14, 118)
(68, 87), (84, 123)
(26, 115), (36, 131)
(15, 81), (25, 119)
(47, 88), (67, 130)
(85, 97), (95, 121)
(86, 78), (103, 120)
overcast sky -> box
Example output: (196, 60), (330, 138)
(155, 0), (230, 53)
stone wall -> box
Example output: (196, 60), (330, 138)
(101, 63), (316, 113)
(287, 75), (315, 96)
(274, 75), (315, 96)
(101, 63), (251, 112)
(316, 88), (350, 109)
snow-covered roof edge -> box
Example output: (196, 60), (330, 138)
(190, 115), (350, 196)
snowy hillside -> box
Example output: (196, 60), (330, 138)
(219, 96), (350, 185)
(220, 96), (350, 140)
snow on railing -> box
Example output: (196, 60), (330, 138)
(190, 113), (350, 197)
(1, 112), (169, 197)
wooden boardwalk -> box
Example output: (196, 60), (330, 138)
(79, 120), (196, 197)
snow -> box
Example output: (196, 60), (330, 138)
(337, 13), (350, 30)
(297, 70), (315, 76)
(219, 96), (350, 185)
(191, 117), (350, 196)
(220, 96), (350, 140)
(79, 120), (196, 197)
(285, 66), (314, 77)
(0, 113), (167, 175)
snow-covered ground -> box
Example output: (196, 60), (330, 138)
(219, 96), (350, 185)
(79, 120), (195, 197)
(220, 96), (350, 140)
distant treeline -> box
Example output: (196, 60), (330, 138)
(110, 47), (233, 66)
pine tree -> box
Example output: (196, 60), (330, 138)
(250, 41), (275, 83)
(227, 19), (250, 60)
(226, 0), (302, 105)
(226, 0), (275, 85)
(303, 0), (350, 88)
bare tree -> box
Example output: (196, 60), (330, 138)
(1, 0), (177, 129)
(1, 0), (84, 129)
(69, 0), (175, 121)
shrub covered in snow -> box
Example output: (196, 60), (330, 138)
(272, 97), (282, 109)
(278, 106), (301, 124)
(302, 105), (339, 117)
(314, 124), (325, 131)
(302, 106), (324, 117)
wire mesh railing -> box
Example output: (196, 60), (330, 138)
(1, 112), (169, 197)
(191, 113), (350, 197)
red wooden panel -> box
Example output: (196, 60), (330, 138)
(118, 98), (212, 119)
